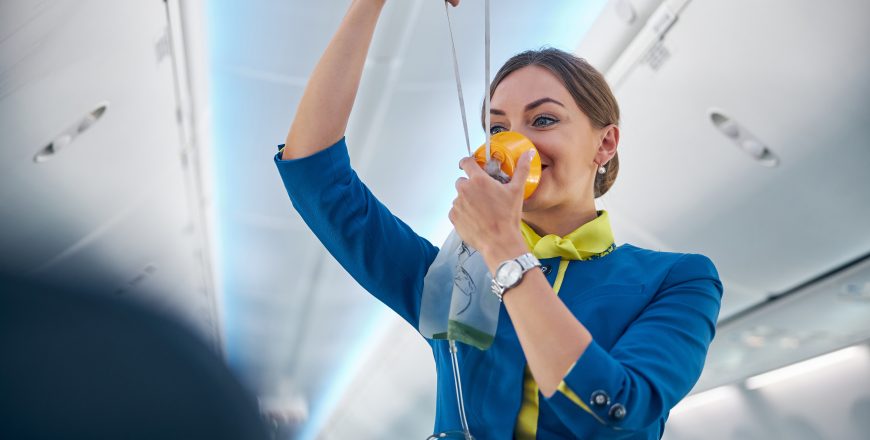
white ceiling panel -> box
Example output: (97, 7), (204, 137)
(24, 173), (219, 346)
(576, 0), (667, 71)
(1, 0), (220, 348)
(0, 0), (186, 271)
(604, 0), (870, 318)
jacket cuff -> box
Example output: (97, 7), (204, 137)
(551, 340), (628, 429)
(274, 137), (350, 189)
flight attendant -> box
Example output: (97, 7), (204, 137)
(274, 1), (723, 438)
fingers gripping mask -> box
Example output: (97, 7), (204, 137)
(473, 131), (541, 199)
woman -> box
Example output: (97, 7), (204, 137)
(274, 0), (722, 438)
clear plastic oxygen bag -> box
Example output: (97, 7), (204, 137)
(419, 229), (501, 350)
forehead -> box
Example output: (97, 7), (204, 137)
(491, 65), (573, 109)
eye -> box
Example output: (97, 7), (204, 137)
(532, 115), (559, 128)
(490, 125), (507, 135)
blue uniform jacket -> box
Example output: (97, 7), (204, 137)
(274, 138), (723, 439)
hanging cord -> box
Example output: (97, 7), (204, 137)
(444, 1), (471, 156)
(483, 0), (491, 163)
(440, 2), (493, 438)
(445, 0), (492, 163)
(449, 340), (474, 440)
(442, 2), (493, 438)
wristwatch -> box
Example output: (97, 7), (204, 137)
(491, 253), (541, 302)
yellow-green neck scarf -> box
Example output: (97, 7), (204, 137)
(520, 210), (616, 261)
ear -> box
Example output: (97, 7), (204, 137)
(595, 124), (619, 166)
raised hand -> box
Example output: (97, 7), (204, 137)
(450, 149), (536, 272)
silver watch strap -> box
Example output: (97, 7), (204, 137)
(515, 253), (541, 272)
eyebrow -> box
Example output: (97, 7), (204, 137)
(491, 97), (565, 115)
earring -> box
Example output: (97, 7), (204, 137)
(597, 164), (606, 175)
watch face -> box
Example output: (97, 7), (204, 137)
(496, 261), (523, 287)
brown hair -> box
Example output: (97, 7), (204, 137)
(482, 48), (620, 198)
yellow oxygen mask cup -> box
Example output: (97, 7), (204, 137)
(473, 131), (541, 199)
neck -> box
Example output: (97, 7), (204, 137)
(522, 201), (599, 237)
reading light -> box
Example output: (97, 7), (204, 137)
(34, 102), (109, 163)
(708, 108), (779, 167)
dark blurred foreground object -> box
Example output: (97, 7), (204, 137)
(0, 275), (267, 440)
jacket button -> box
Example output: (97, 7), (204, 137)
(541, 265), (552, 275)
(609, 403), (627, 421)
(590, 390), (610, 407)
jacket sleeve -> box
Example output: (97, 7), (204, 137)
(273, 138), (438, 328)
(544, 253), (723, 438)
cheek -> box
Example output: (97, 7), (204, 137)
(536, 146), (579, 174)
(526, 134), (561, 166)
(526, 130), (559, 150)
(543, 149), (593, 191)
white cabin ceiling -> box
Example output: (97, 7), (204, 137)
(2, 0), (869, 438)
